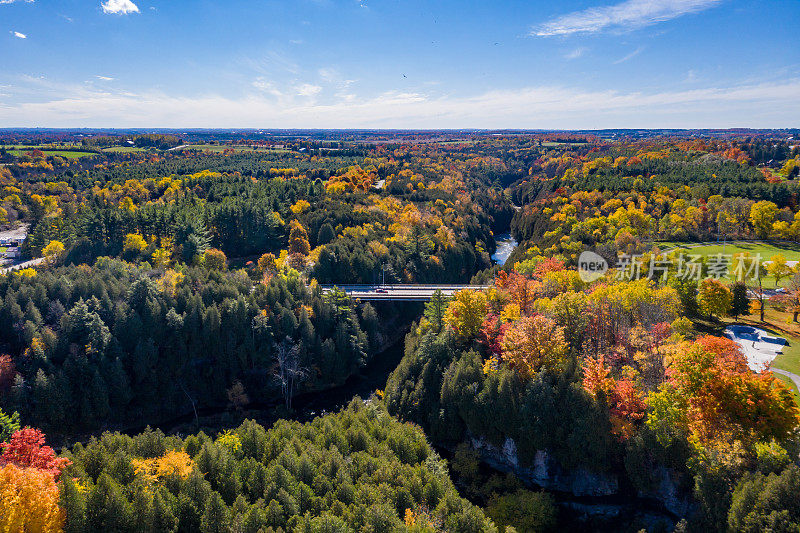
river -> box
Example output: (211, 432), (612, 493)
(491, 233), (518, 265)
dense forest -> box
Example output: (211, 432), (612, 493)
(2, 130), (800, 532)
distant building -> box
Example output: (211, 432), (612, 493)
(0, 237), (24, 247)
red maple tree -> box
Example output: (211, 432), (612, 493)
(0, 428), (71, 479)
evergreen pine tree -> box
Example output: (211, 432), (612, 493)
(730, 282), (750, 318)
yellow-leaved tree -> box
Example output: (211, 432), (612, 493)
(443, 289), (487, 340)
(131, 450), (194, 485)
(123, 233), (148, 255)
(42, 240), (65, 266)
(0, 464), (65, 532)
(500, 315), (568, 377)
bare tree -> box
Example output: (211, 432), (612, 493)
(178, 378), (199, 429)
(273, 337), (307, 410)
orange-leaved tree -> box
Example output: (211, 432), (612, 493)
(662, 336), (799, 444)
(582, 354), (647, 440)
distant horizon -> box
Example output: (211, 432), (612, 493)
(1, 127), (797, 133)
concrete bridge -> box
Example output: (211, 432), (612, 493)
(320, 284), (491, 301)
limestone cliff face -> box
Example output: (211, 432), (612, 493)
(469, 435), (619, 496)
(468, 434), (694, 518)
(636, 465), (694, 517)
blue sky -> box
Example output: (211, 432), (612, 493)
(0, 0), (798, 128)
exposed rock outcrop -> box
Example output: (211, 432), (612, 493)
(469, 435), (619, 497)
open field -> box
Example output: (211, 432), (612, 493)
(772, 340), (800, 407)
(657, 241), (800, 287)
(9, 149), (96, 159)
(774, 339), (800, 377)
(656, 241), (800, 261)
(2, 145), (98, 159)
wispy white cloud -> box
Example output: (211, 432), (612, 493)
(96, 75), (114, 81)
(613, 46), (644, 64)
(0, 0), (34, 5)
(318, 67), (356, 87)
(565, 47), (587, 60)
(296, 83), (322, 98)
(1, 77), (798, 129)
(11, 31), (26, 39)
(252, 78), (283, 98)
(101, 0), (139, 15)
(533, 0), (722, 37)
(240, 51), (300, 76)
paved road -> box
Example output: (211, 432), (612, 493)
(1, 257), (45, 274)
(321, 284), (491, 301)
(772, 368), (800, 395)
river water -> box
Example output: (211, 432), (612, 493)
(491, 233), (518, 265)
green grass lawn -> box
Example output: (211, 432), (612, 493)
(4, 145), (97, 159)
(655, 241), (800, 287)
(8, 149), (95, 159)
(773, 334), (800, 376)
(656, 241), (800, 261)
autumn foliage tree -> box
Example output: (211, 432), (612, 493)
(202, 248), (227, 270)
(41, 240), (65, 266)
(122, 232), (148, 255)
(0, 463), (65, 532)
(583, 354), (647, 439)
(698, 278), (732, 319)
(0, 428), (71, 479)
(0, 428), (69, 532)
(257, 252), (278, 276)
(0, 353), (15, 391)
(495, 271), (541, 314)
(444, 289), (488, 340)
(500, 314), (568, 377)
(655, 337), (800, 445)
(288, 219), (311, 256)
